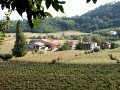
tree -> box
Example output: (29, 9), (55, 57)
(0, 22), (5, 46)
(91, 35), (107, 45)
(0, 0), (97, 28)
(111, 43), (119, 49)
(12, 20), (28, 57)
(0, 13), (10, 47)
(58, 41), (72, 51)
(76, 42), (83, 50)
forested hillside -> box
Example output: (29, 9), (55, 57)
(6, 2), (120, 33)
(76, 1), (120, 32)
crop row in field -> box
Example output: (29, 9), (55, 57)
(0, 61), (120, 90)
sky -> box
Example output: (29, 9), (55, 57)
(0, 0), (120, 20)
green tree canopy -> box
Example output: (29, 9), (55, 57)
(0, 0), (97, 28)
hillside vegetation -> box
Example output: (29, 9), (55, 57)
(6, 2), (120, 33)
(94, 27), (120, 33)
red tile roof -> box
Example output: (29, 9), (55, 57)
(41, 38), (60, 46)
(81, 42), (97, 44)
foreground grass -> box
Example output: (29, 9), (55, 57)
(11, 49), (120, 64)
(0, 61), (120, 90)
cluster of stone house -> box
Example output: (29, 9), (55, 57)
(29, 38), (111, 51)
(72, 41), (98, 50)
(100, 42), (111, 49)
(29, 38), (60, 51)
(72, 41), (111, 50)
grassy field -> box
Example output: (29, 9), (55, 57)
(1, 37), (120, 64)
(11, 49), (120, 64)
(0, 33), (120, 90)
(0, 37), (15, 54)
(0, 36), (120, 64)
(0, 61), (120, 90)
(6, 31), (88, 38)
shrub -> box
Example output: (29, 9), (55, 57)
(57, 57), (60, 60)
(58, 47), (63, 51)
(88, 51), (91, 54)
(50, 58), (61, 64)
(79, 53), (81, 56)
(39, 51), (44, 54)
(76, 42), (83, 50)
(32, 36), (36, 39)
(58, 41), (72, 51)
(48, 35), (55, 39)
(32, 51), (35, 55)
(0, 54), (13, 61)
(37, 36), (42, 39)
(8, 35), (11, 37)
(84, 51), (88, 54)
(0, 54), (2, 58)
(43, 36), (46, 39)
(111, 43), (119, 49)
(93, 47), (100, 52)
(51, 59), (57, 64)
(34, 49), (39, 53)
(75, 54), (78, 57)
(91, 50), (94, 53)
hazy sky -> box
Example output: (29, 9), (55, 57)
(0, 0), (119, 20)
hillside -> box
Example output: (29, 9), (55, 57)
(5, 2), (120, 33)
(85, 2), (120, 19)
(77, 1), (120, 32)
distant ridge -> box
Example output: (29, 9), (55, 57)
(5, 2), (120, 33)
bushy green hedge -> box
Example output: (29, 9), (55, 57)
(0, 54), (13, 61)
(93, 47), (100, 52)
(58, 41), (72, 51)
(111, 43), (119, 49)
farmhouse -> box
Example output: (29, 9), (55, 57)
(72, 41), (79, 50)
(29, 41), (45, 50)
(41, 38), (60, 50)
(80, 42), (97, 50)
(72, 41), (98, 50)
(29, 38), (60, 51)
(101, 42), (111, 49)
(109, 31), (117, 35)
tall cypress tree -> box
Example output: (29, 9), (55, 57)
(12, 20), (28, 57)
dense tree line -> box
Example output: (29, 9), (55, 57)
(74, 2), (120, 32)
(5, 2), (120, 33)
(6, 17), (78, 33)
